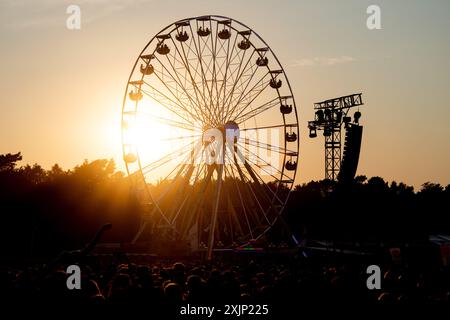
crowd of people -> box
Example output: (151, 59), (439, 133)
(1, 253), (449, 311)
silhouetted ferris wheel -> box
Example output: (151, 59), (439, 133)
(121, 15), (299, 259)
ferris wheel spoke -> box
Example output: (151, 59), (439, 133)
(154, 53), (196, 103)
(140, 84), (198, 127)
(239, 161), (282, 228)
(211, 31), (230, 88)
(140, 139), (199, 176)
(222, 44), (257, 113)
(236, 141), (293, 183)
(196, 35), (218, 124)
(237, 162), (272, 226)
(141, 154), (183, 177)
(218, 51), (245, 120)
(153, 53), (206, 123)
(166, 172), (194, 225)
(220, 46), (244, 108)
(150, 155), (201, 228)
(234, 142), (285, 201)
(180, 37), (204, 81)
(170, 37), (213, 125)
(190, 23), (218, 125)
(145, 68), (188, 111)
(224, 156), (255, 238)
(236, 144), (284, 204)
(149, 70), (204, 124)
(139, 177), (177, 232)
(240, 137), (297, 156)
(176, 35), (206, 87)
(236, 142), (282, 184)
(179, 39), (211, 107)
(203, 30), (223, 126)
(240, 123), (297, 131)
(224, 40), (246, 82)
(171, 189), (193, 227)
(235, 158), (270, 227)
(162, 42), (215, 125)
(214, 29), (238, 119)
(222, 49), (257, 121)
(222, 37), (254, 101)
(223, 179), (245, 241)
(211, 22), (236, 124)
(129, 110), (198, 132)
(153, 160), (190, 206)
(161, 134), (202, 141)
(230, 150), (271, 226)
(181, 164), (215, 239)
(233, 97), (279, 124)
(171, 149), (207, 225)
(210, 22), (221, 124)
(207, 163), (223, 259)
(225, 72), (271, 121)
(129, 80), (190, 124)
(159, 145), (197, 185)
(225, 61), (262, 117)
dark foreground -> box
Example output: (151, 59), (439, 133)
(1, 249), (449, 317)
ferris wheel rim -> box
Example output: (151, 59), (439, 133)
(121, 15), (300, 246)
(122, 15), (299, 179)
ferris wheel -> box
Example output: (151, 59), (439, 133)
(121, 15), (299, 258)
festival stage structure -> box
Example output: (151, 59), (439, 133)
(308, 93), (364, 182)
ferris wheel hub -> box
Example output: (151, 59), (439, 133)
(201, 121), (240, 143)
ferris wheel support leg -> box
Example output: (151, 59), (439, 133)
(132, 220), (148, 244)
(181, 165), (214, 239)
(207, 164), (223, 260)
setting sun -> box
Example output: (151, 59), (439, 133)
(122, 98), (200, 181)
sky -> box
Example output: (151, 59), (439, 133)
(0, 0), (449, 189)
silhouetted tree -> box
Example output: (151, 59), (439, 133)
(420, 182), (444, 194)
(0, 152), (22, 171)
(354, 175), (367, 184)
(19, 164), (47, 184)
(0, 153), (141, 260)
(0, 152), (449, 261)
(48, 163), (65, 179)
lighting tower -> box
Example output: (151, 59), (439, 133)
(308, 93), (364, 181)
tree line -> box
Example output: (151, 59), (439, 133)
(1, 152), (449, 261)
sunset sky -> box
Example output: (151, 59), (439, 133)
(1, 0), (449, 189)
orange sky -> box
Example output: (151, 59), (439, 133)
(1, 0), (449, 189)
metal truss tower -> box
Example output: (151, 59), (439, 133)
(308, 93), (364, 181)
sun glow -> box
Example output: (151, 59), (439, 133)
(122, 99), (201, 180)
